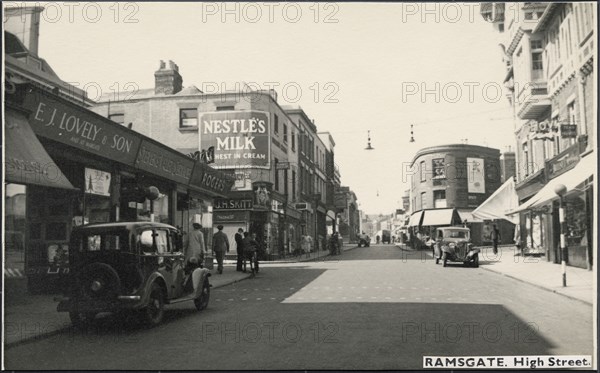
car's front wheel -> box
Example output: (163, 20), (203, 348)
(142, 283), (165, 326)
(194, 278), (210, 311)
(473, 254), (479, 268)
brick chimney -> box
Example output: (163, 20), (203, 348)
(154, 60), (182, 95)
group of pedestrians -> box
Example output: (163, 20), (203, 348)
(183, 223), (260, 277)
(234, 228), (260, 276)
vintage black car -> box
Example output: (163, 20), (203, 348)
(57, 222), (211, 327)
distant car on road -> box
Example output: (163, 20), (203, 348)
(358, 233), (370, 247)
(381, 230), (391, 244)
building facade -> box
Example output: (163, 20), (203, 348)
(409, 144), (514, 245)
(91, 63), (339, 258)
(482, 2), (595, 269)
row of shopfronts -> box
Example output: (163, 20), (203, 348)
(5, 82), (339, 292)
(5, 83), (235, 291)
(405, 146), (594, 270)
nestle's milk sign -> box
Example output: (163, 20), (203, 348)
(199, 111), (270, 169)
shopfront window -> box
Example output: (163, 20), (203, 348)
(85, 194), (111, 223)
(565, 193), (587, 247)
(5, 184), (27, 270)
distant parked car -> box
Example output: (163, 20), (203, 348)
(56, 222), (211, 327)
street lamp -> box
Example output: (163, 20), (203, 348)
(365, 130), (374, 150)
(554, 183), (567, 287)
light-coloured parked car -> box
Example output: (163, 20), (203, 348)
(432, 227), (479, 268)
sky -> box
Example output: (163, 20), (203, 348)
(15, 2), (515, 214)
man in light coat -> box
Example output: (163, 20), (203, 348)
(186, 223), (206, 269)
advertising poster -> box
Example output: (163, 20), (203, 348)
(467, 157), (485, 194)
(84, 168), (111, 196)
(199, 111), (270, 169)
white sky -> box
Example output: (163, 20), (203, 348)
(22, 2), (515, 214)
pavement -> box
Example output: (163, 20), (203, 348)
(3, 244), (355, 347)
(395, 242), (595, 306)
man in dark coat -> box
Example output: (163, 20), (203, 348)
(235, 228), (245, 272)
(491, 224), (500, 255)
(212, 225), (230, 274)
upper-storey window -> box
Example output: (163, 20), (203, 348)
(109, 113), (124, 125)
(180, 108), (198, 128)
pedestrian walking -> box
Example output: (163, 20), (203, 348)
(212, 225), (230, 274)
(235, 228), (245, 272)
(185, 223), (206, 271)
(243, 232), (259, 276)
(491, 224), (500, 255)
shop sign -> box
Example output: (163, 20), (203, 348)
(233, 170), (252, 191)
(276, 162), (290, 170)
(214, 198), (253, 210)
(199, 111), (270, 169)
(529, 119), (559, 134)
(190, 162), (235, 195)
(545, 144), (580, 180)
(24, 92), (141, 165)
(84, 167), (111, 196)
(271, 200), (284, 212)
(135, 140), (194, 184)
(213, 210), (247, 223)
(467, 157), (485, 194)
(252, 181), (272, 209)
(334, 192), (347, 209)
(560, 124), (577, 138)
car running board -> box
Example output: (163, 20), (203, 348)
(167, 296), (197, 304)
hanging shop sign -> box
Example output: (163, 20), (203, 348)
(560, 124), (577, 138)
(199, 111), (270, 169)
(23, 91), (141, 165)
(84, 168), (111, 196)
(135, 140), (194, 185)
(252, 181), (272, 209)
(467, 157), (485, 194)
(545, 144), (580, 180)
(214, 198), (253, 210)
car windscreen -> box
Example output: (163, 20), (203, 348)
(447, 231), (468, 239)
(75, 231), (130, 252)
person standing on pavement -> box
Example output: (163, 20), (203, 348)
(491, 224), (500, 255)
(235, 228), (245, 272)
(186, 223), (206, 270)
(243, 232), (259, 276)
(212, 225), (230, 274)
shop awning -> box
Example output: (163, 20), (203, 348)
(408, 210), (424, 227)
(421, 208), (457, 226)
(472, 178), (519, 224)
(5, 109), (76, 190)
(509, 151), (595, 214)
(457, 210), (484, 224)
